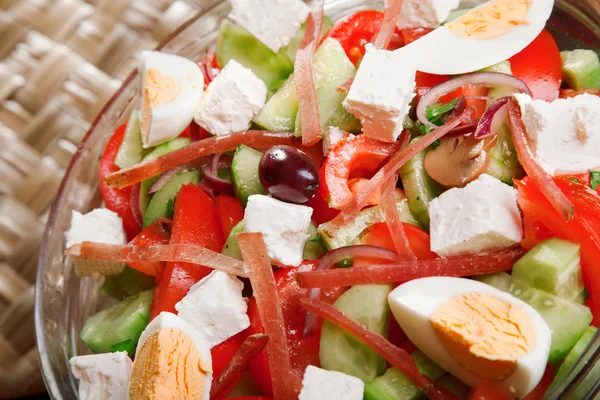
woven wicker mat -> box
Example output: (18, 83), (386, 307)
(0, 0), (208, 397)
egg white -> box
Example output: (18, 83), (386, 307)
(397, 0), (555, 75)
(388, 277), (551, 399)
(140, 51), (204, 148)
(136, 312), (212, 399)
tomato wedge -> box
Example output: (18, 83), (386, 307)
(214, 195), (244, 237)
(510, 29), (562, 101)
(150, 184), (225, 319)
(99, 123), (141, 240)
(127, 219), (171, 277)
(361, 222), (437, 260)
(516, 177), (600, 324)
(246, 261), (344, 395)
(321, 10), (403, 65)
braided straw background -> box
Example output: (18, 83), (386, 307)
(0, 0), (210, 397)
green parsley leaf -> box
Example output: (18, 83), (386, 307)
(418, 124), (432, 136)
(568, 177), (581, 184)
(166, 198), (175, 218)
(110, 339), (135, 357)
(430, 140), (441, 150)
(590, 171), (600, 190)
(337, 258), (353, 268)
(426, 98), (459, 126)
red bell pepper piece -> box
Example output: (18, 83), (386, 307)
(210, 330), (249, 399)
(319, 135), (399, 209)
(150, 184), (225, 319)
(99, 124), (141, 240)
(468, 381), (510, 400)
(127, 219), (171, 277)
(360, 222), (437, 261)
(214, 195), (245, 237)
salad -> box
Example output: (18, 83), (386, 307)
(63, 0), (600, 399)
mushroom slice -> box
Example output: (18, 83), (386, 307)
(424, 135), (493, 188)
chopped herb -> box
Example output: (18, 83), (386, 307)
(416, 196), (421, 201)
(418, 124), (432, 136)
(584, 288), (590, 300)
(337, 258), (353, 268)
(430, 140), (441, 150)
(569, 177), (581, 184)
(309, 233), (322, 244)
(590, 171), (600, 190)
(166, 198), (175, 218)
(426, 98), (459, 126)
(110, 339), (135, 358)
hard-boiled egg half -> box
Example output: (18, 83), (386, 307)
(398, 0), (555, 74)
(129, 312), (212, 399)
(388, 277), (551, 399)
(140, 51), (204, 148)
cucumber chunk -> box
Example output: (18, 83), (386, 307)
(282, 16), (333, 63)
(438, 375), (469, 400)
(320, 284), (392, 382)
(485, 122), (524, 185)
(80, 290), (153, 354)
(549, 326), (598, 398)
(398, 139), (444, 230)
(143, 169), (200, 227)
(560, 49), (600, 90)
(478, 273), (593, 362)
(512, 238), (585, 303)
(318, 198), (418, 250)
(100, 266), (156, 300)
(140, 138), (190, 216)
(222, 220), (324, 261)
(480, 60), (513, 75)
(216, 21), (293, 87)
(364, 350), (445, 400)
(115, 110), (143, 169)
(231, 145), (267, 206)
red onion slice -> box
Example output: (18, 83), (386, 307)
(198, 181), (216, 198)
(474, 97), (511, 139)
(148, 165), (190, 194)
(303, 245), (401, 337)
(203, 165), (234, 195)
(417, 72), (532, 128)
(130, 183), (143, 227)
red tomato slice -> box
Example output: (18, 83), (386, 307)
(304, 191), (340, 225)
(468, 381), (510, 400)
(211, 331), (249, 399)
(360, 222), (437, 261)
(150, 184), (225, 319)
(510, 29), (562, 101)
(99, 124), (141, 240)
(322, 10), (403, 65)
(401, 27), (434, 45)
(214, 195), (245, 237)
(523, 367), (555, 400)
(247, 262), (344, 395)
(127, 219), (171, 277)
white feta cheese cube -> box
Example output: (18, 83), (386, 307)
(70, 352), (132, 400)
(323, 127), (351, 156)
(514, 93), (600, 175)
(389, 0), (461, 29)
(195, 60), (267, 135)
(244, 195), (312, 266)
(429, 174), (523, 256)
(66, 209), (126, 249)
(343, 44), (416, 143)
(175, 270), (250, 348)
(299, 365), (364, 400)
(228, 0), (310, 53)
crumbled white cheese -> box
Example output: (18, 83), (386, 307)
(389, 0), (461, 29)
(343, 44), (416, 143)
(195, 60), (267, 135)
(228, 0), (310, 53)
(65, 209), (126, 249)
(175, 270), (250, 348)
(244, 195), (312, 266)
(299, 365), (364, 400)
(429, 174), (524, 256)
(514, 93), (600, 175)
(70, 352), (132, 400)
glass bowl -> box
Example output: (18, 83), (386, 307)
(35, 0), (600, 398)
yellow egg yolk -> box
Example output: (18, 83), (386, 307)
(129, 328), (211, 400)
(141, 68), (182, 140)
(447, 0), (532, 40)
(430, 292), (536, 381)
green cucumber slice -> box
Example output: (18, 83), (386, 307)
(438, 375), (469, 400)
(512, 238), (585, 303)
(486, 122), (524, 185)
(318, 198), (418, 250)
(100, 266), (156, 300)
(319, 284), (392, 382)
(143, 169), (200, 227)
(560, 49), (600, 90)
(549, 326), (598, 398)
(115, 110), (143, 169)
(480, 60), (512, 75)
(282, 17), (333, 63)
(80, 290), (153, 354)
(478, 273), (593, 363)
(216, 21), (293, 87)
(139, 138), (190, 215)
(364, 351), (445, 400)
(231, 144), (267, 206)
(398, 139), (444, 230)
(222, 220), (324, 261)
